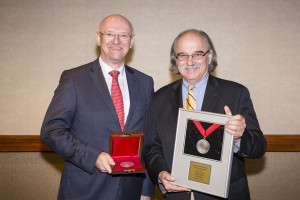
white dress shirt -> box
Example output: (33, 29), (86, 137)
(99, 57), (130, 124)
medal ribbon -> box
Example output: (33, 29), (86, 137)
(192, 120), (221, 138)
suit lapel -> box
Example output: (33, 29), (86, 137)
(169, 76), (220, 115)
(124, 66), (137, 131)
(88, 60), (118, 119)
(170, 79), (183, 120)
(201, 75), (220, 112)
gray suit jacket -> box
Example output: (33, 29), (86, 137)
(41, 59), (154, 200)
(143, 75), (267, 200)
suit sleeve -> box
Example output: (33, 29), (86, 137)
(40, 71), (102, 174)
(141, 77), (156, 196)
(142, 93), (169, 186)
(237, 87), (267, 158)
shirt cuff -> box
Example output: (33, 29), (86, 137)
(233, 139), (241, 153)
(158, 178), (167, 194)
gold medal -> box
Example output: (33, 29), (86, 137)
(120, 162), (134, 168)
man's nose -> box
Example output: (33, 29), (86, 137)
(112, 34), (120, 44)
(187, 55), (195, 66)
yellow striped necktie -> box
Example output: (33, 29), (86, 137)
(184, 85), (196, 110)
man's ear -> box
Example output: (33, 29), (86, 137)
(96, 32), (101, 46)
(129, 35), (135, 49)
(208, 49), (213, 65)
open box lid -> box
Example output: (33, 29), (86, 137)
(109, 132), (146, 174)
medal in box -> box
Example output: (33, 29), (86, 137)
(109, 132), (146, 174)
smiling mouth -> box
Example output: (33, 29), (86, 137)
(110, 46), (122, 51)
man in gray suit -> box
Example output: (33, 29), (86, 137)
(41, 14), (154, 200)
(143, 29), (266, 200)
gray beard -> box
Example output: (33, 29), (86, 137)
(181, 64), (201, 70)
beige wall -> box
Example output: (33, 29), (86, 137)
(0, 0), (299, 135)
(0, 0), (299, 199)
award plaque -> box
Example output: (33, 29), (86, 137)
(171, 108), (234, 198)
(109, 132), (146, 174)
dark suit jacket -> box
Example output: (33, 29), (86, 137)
(143, 75), (267, 200)
(41, 59), (154, 200)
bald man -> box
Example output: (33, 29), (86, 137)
(41, 14), (154, 200)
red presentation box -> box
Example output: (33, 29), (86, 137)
(109, 132), (146, 174)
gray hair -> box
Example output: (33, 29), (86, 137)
(170, 29), (217, 74)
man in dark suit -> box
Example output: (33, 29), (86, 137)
(41, 14), (154, 200)
(143, 29), (267, 200)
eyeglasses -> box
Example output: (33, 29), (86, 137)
(99, 32), (132, 41)
(176, 49), (210, 61)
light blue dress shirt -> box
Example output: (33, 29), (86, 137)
(181, 74), (209, 110)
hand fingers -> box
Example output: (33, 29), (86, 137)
(105, 153), (115, 166)
(228, 114), (244, 121)
(162, 179), (191, 192)
(103, 163), (112, 174)
(226, 115), (245, 128)
(160, 171), (175, 182)
(97, 152), (115, 174)
(225, 115), (246, 138)
(159, 171), (190, 192)
(102, 153), (115, 174)
(224, 105), (232, 116)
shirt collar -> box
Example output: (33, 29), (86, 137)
(99, 57), (125, 76)
(182, 73), (209, 89)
